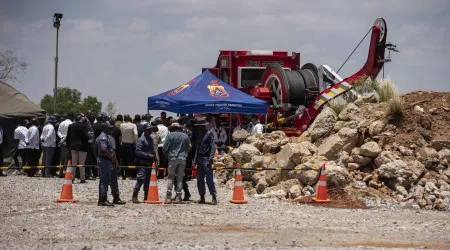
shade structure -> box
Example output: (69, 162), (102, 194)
(148, 70), (267, 114)
(0, 80), (46, 119)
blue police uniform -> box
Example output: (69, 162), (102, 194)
(194, 130), (217, 198)
(96, 131), (113, 198)
(107, 134), (120, 197)
(133, 134), (156, 195)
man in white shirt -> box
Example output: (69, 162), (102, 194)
(119, 114), (138, 179)
(250, 115), (263, 135)
(155, 117), (169, 177)
(57, 114), (73, 172)
(27, 119), (41, 177)
(14, 120), (29, 167)
(41, 116), (57, 177)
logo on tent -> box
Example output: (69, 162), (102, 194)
(167, 78), (196, 96)
(208, 80), (229, 98)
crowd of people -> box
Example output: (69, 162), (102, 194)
(0, 111), (265, 206)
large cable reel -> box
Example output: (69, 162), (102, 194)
(261, 63), (319, 108)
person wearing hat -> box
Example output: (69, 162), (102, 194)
(132, 123), (157, 203)
(95, 122), (118, 206)
(40, 116), (57, 177)
(192, 117), (217, 205)
(162, 122), (191, 203)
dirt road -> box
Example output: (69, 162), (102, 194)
(1, 176), (449, 249)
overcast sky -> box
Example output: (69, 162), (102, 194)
(1, 0), (449, 115)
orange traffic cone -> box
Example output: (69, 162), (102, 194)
(312, 164), (331, 203)
(214, 145), (219, 159)
(192, 164), (197, 179)
(230, 163), (247, 204)
(57, 171), (78, 203)
(144, 163), (163, 204)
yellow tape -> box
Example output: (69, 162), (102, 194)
(256, 168), (263, 171)
(327, 92), (336, 98)
(37, 166), (44, 169)
(275, 168), (282, 171)
(23, 166), (30, 169)
(337, 87), (345, 92)
(1, 167), (8, 170)
(76, 165), (83, 168)
(128, 166), (136, 169)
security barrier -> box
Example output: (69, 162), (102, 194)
(1, 165), (321, 171)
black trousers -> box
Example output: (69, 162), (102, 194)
(85, 143), (97, 177)
(122, 143), (136, 178)
(157, 147), (168, 177)
(27, 149), (40, 177)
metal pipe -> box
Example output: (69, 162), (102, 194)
(53, 26), (59, 114)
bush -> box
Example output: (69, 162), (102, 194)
(343, 75), (379, 103)
(328, 100), (347, 115)
(378, 78), (396, 102)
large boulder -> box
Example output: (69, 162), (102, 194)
(232, 129), (250, 142)
(289, 185), (303, 199)
(255, 178), (269, 194)
(375, 151), (401, 168)
(438, 148), (450, 162)
(325, 161), (349, 188)
(377, 160), (415, 187)
(299, 170), (320, 186)
(360, 141), (381, 157)
(368, 120), (386, 137)
(296, 156), (327, 186)
(351, 155), (372, 166)
(233, 144), (261, 164)
(338, 103), (361, 121)
(276, 143), (311, 168)
(355, 92), (380, 104)
(406, 160), (426, 183)
(317, 128), (359, 160)
(307, 107), (337, 141)
(299, 141), (318, 154)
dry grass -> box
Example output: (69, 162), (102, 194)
(328, 100), (347, 115)
(378, 77), (397, 102)
(383, 78), (404, 121)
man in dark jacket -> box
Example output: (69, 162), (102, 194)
(193, 117), (217, 205)
(66, 115), (90, 183)
(132, 123), (157, 203)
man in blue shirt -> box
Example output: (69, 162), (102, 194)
(95, 123), (117, 207)
(193, 117), (217, 205)
(132, 123), (157, 203)
(163, 122), (191, 204)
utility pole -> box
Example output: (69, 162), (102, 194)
(53, 13), (63, 114)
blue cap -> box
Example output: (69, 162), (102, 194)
(100, 112), (108, 119)
(48, 116), (57, 123)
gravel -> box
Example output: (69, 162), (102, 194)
(1, 175), (449, 249)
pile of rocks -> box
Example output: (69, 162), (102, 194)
(214, 96), (450, 211)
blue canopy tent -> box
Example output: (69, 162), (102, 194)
(148, 70), (267, 114)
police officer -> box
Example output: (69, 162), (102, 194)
(95, 123), (117, 207)
(106, 123), (126, 205)
(193, 117), (217, 205)
(132, 123), (157, 203)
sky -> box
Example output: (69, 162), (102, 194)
(1, 0), (449, 116)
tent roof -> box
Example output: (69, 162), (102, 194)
(0, 81), (46, 119)
(148, 70), (267, 114)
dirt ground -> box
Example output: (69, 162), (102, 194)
(1, 175), (449, 249)
(386, 91), (450, 147)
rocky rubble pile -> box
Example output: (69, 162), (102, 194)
(215, 92), (450, 211)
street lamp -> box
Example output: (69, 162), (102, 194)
(53, 13), (63, 114)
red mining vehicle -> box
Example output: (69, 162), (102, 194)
(202, 18), (397, 136)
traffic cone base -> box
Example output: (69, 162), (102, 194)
(57, 170), (78, 203)
(144, 164), (163, 204)
(229, 165), (247, 204)
(313, 164), (331, 203)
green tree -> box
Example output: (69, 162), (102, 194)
(105, 101), (116, 118)
(40, 87), (102, 115)
(81, 96), (102, 114)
